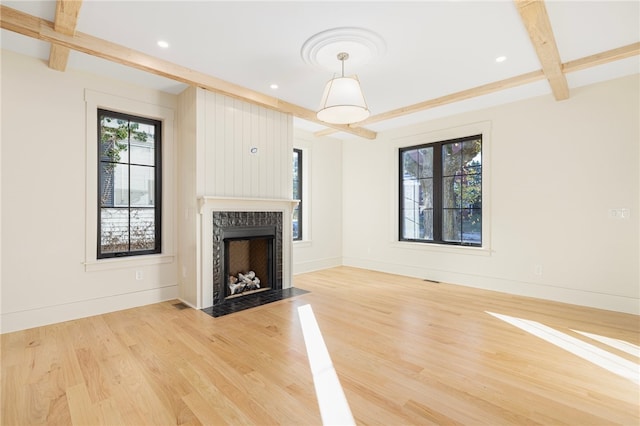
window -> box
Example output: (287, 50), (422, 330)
(98, 109), (162, 258)
(400, 135), (482, 246)
(292, 148), (303, 241)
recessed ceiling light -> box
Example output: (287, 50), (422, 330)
(270, 84), (279, 89)
(495, 55), (507, 63)
(157, 40), (169, 48)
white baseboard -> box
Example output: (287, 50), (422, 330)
(1, 285), (179, 334)
(293, 257), (342, 275)
(176, 297), (199, 309)
(342, 257), (640, 316)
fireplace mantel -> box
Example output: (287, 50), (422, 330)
(197, 197), (299, 308)
(198, 196), (299, 214)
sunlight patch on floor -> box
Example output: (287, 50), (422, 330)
(571, 329), (640, 357)
(487, 311), (640, 385)
(298, 304), (355, 426)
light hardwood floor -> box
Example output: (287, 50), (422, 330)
(2, 266), (639, 425)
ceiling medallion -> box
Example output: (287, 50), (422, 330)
(301, 27), (387, 73)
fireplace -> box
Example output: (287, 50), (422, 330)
(212, 211), (283, 306)
(197, 197), (298, 310)
(223, 225), (276, 298)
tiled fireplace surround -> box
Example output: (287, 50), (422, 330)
(211, 211), (282, 305)
(198, 197), (298, 309)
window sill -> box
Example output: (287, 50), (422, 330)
(84, 254), (175, 272)
(293, 240), (312, 248)
(391, 241), (492, 256)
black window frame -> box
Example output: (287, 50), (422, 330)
(97, 109), (162, 259)
(292, 148), (303, 241)
(399, 134), (482, 247)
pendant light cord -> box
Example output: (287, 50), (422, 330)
(337, 52), (349, 77)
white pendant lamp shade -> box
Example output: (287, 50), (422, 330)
(317, 52), (370, 124)
(317, 76), (370, 124)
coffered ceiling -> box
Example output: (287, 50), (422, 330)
(1, 1), (638, 139)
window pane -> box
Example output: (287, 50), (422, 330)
(292, 207), (300, 240)
(421, 208), (434, 240)
(418, 147), (433, 178)
(130, 208), (156, 251)
(293, 150), (300, 199)
(130, 145), (155, 169)
(402, 200), (433, 240)
(402, 150), (419, 179)
(402, 178), (420, 217)
(442, 176), (461, 208)
(99, 163), (114, 207)
(419, 178), (433, 209)
(462, 174), (482, 209)
(402, 208), (419, 239)
(443, 142), (462, 176)
(402, 208), (434, 240)
(402, 150), (434, 240)
(402, 157), (419, 239)
(113, 164), (130, 206)
(465, 165), (481, 175)
(100, 163), (129, 207)
(100, 116), (129, 164)
(130, 166), (155, 207)
(130, 121), (155, 166)
(462, 208), (482, 244)
(442, 208), (462, 242)
(100, 208), (129, 253)
(462, 139), (482, 173)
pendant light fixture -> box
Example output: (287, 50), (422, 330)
(317, 52), (370, 124)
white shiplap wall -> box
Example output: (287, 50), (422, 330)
(203, 91), (293, 199)
(177, 88), (294, 308)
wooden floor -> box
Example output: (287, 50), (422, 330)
(2, 267), (639, 425)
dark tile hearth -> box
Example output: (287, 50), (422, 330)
(201, 287), (309, 318)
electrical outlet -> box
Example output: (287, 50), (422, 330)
(135, 270), (143, 281)
(534, 264), (543, 276)
(609, 208), (630, 219)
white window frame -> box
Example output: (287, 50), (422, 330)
(84, 90), (175, 271)
(390, 120), (492, 256)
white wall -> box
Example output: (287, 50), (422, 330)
(1, 51), (179, 332)
(292, 129), (343, 274)
(342, 74), (640, 314)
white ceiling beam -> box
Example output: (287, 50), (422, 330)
(514, 0), (569, 101)
(0, 5), (377, 140)
(48, 0), (83, 71)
